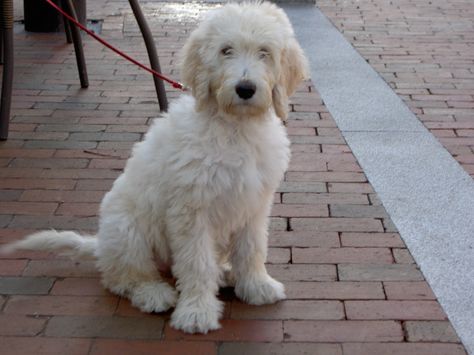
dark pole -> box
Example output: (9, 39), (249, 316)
(0, 0), (14, 140)
(128, 0), (168, 112)
(61, 0), (89, 88)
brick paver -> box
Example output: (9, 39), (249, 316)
(0, 0), (468, 354)
(317, 0), (474, 179)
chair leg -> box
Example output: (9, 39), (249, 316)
(61, 0), (88, 88)
(128, 0), (168, 112)
(0, 0), (14, 140)
(62, 9), (73, 44)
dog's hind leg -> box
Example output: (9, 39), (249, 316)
(96, 223), (177, 313)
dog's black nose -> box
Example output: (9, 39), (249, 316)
(235, 81), (256, 100)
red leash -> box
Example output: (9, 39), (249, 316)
(44, 0), (186, 90)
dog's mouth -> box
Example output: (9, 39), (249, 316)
(223, 98), (270, 118)
(215, 84), (272, 118)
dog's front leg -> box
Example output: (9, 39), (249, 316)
(231, 196), (286, 305)
(167, 212), (223, 334)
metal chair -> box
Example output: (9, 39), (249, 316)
(0, 0), (168, 140)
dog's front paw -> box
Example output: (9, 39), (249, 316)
(235, 274), (286, 305)
(170, 294), (223, 334)
(130, 281), (178, 313)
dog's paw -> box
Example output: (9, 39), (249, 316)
(170, 294), (223, 334)
(235, 274), (286, 305)
(130, 281), (178, 313)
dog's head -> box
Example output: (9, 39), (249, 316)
(180, 2), (309, 120)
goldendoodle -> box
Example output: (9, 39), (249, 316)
(3, 1), (309, 333)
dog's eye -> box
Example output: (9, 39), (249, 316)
(258, 48), (270, 60)
(221, 46), (234, 56)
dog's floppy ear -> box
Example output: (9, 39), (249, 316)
(273, 37), (310, 121)
(180, 29), (211, 111)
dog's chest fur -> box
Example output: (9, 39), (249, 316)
(103, 96), (290, 248)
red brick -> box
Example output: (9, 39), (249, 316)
(341, 233), (405, 247)
(23, 259), (100, 277)
(287, 172), (366, 183)
(342, 343), (467, 355)
(292, 247), (393, 264)
(51, 278), (109, 296)
(405, 320), (461, 343)
(9, 215), (98, 231)
(4, 295), (118, 316)
(20, 190), (105, 203)
(290, 144), (321, 153)
(269, 231), (340, 247)
(291, 218), (384, 232)
(90, 340), (217, 355)
(339, 264), (424, 281)
(45, 314), (165, 338)
(0, 314), (46, 336)
(0, 202), (59, 215)
(322, 145), (352, 154)
(39, 168), (120, 180)
(283, 192), (369, 204)
(10, 158), (89, 169)
(268, 264), (337, 282)
(0, 178), (76, 190)
(54, 149), (130, 159)
(80, 117), (147, 125)
(283, 320), (403, 342)
(88, 159), (127, 169)
(0, 337), (91, 355)
(97, 141), (136, 150)
(0, 149), (54, 158)
(219, 342), (342, 355)
(105, 125), (150, 133)
(269, 217), (287, 231)
(75, 179), (114, 191)
(328, 183), (374, 193)
(8, 131), (69, 140)
(288, 159), (327, 172)
(270, 204), (328, 217)
(285, 127), (315, 136)
(0, 259), (28, 276)
(267, 248), (291, 264)
(327, 161), (363, 172)
(0, 158), (11, 167)
(55, 203), (100, 217)
(164, 320), (283, 342)
(113, 298), (157, 317)
(330, 204), (388, 218)
(346, 300), (446, 320)
(230, 300), (344, 320)
(285, 281), (385, 300)
(393, 248), (415, 264)
(0, 228), (36, 244)
(384, 281), (436, 300)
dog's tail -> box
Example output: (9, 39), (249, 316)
(1, 230), (98, 259)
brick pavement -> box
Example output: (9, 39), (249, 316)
(317, 0), (474, 178)
(0, 1), (468, 354)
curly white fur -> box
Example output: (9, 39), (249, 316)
(2, 1), (308, 334)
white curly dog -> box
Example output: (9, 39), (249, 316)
(3, 1), (308, 333)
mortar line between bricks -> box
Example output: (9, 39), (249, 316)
(283, 4), (474, 353)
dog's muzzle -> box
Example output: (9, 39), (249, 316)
(235, 80), (256, 100)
